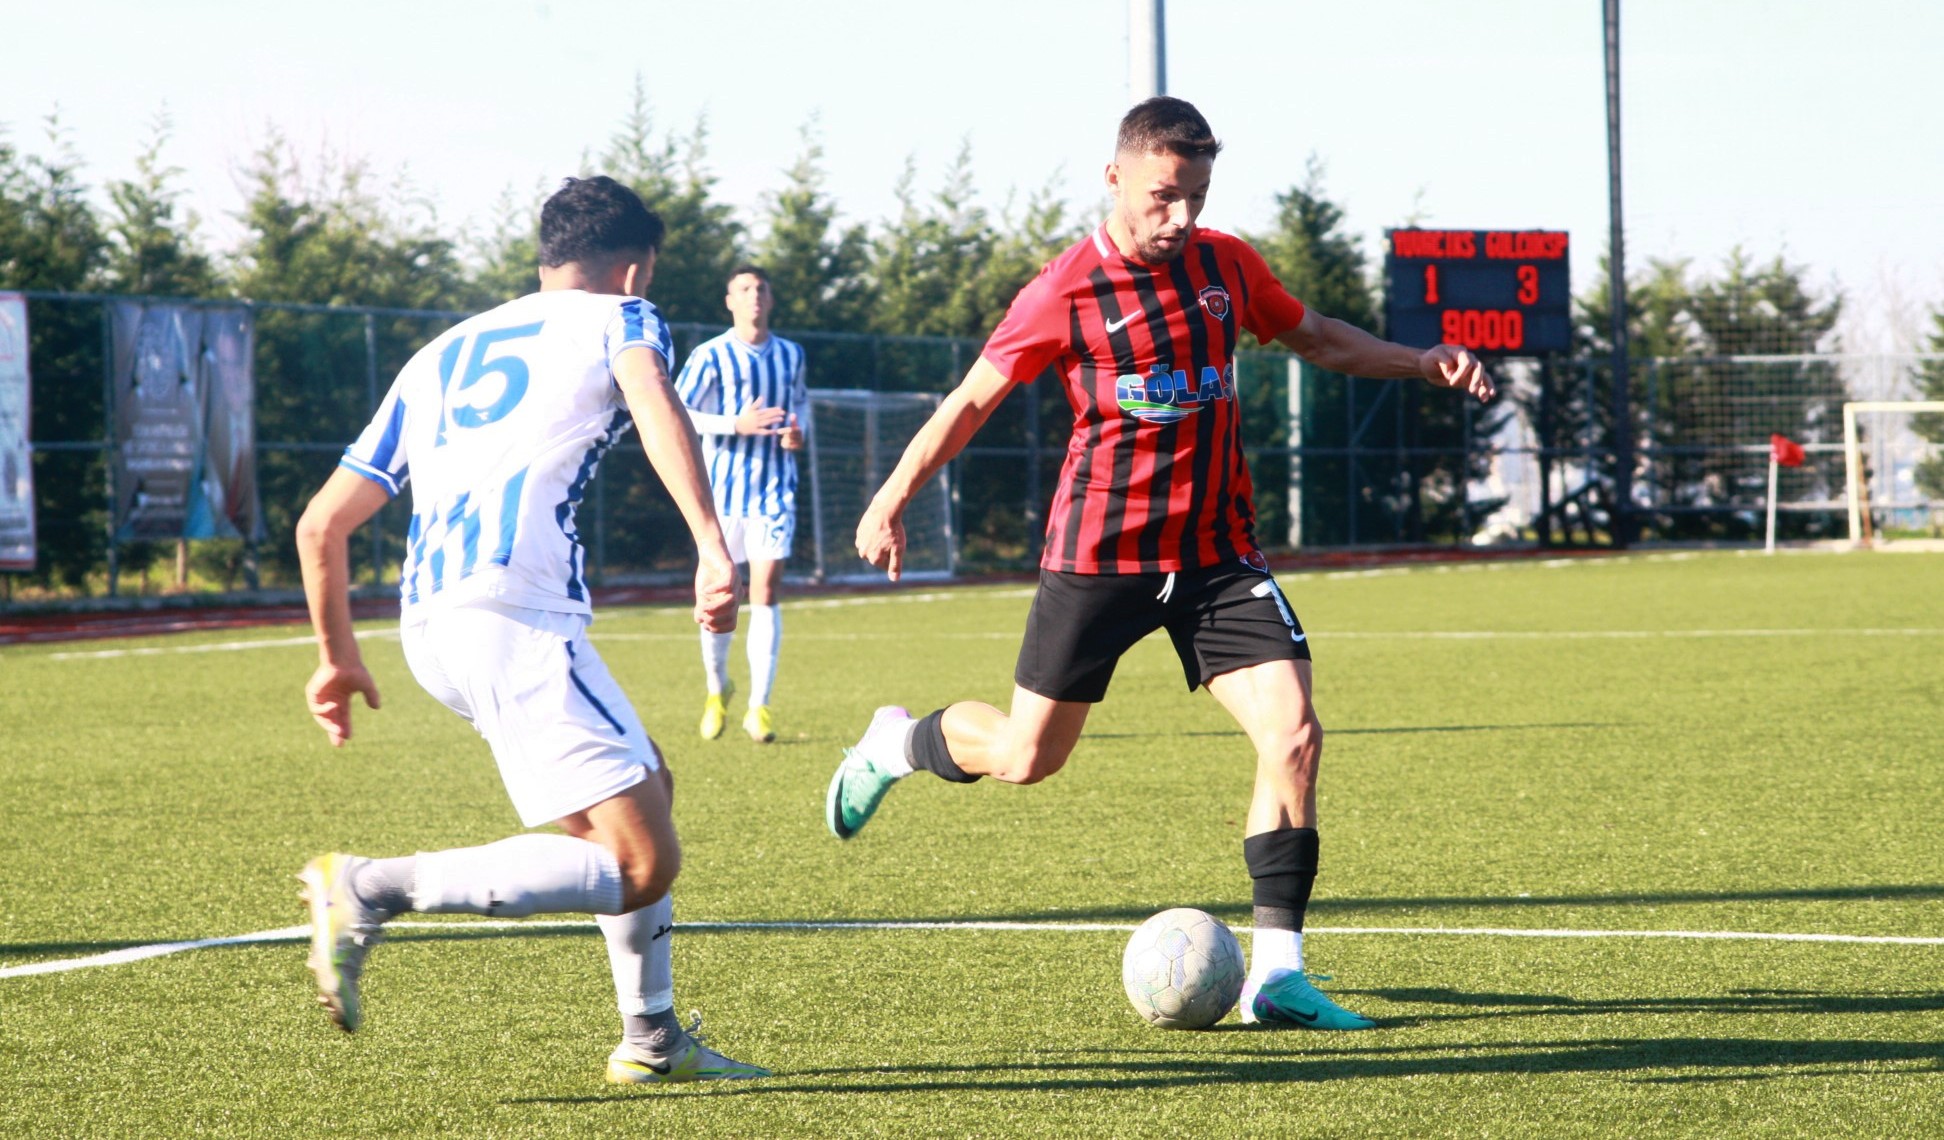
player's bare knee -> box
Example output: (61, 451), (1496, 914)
(616, 847), (680, 912)
(999, 740), (1072, 784)
(1259, 717), (1322, 782)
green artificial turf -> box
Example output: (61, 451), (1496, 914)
(2, 550), (1940, 1137)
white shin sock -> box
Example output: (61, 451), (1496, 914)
(701, 629), (732, 695)
(1249, 927), (1304, 980)
(410, 834), (625, 918)
(747, 604), (780, 706)
(597, 894), (676, 1016)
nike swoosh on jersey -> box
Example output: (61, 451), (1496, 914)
(1104, 309), (1145, 334)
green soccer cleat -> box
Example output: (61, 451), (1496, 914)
(297, 853), (386, 1033)
(743, 704), (776, 743)
(825, 705), (910, 840)
(1240, 968), (1377, 1030)
(605, 1014), (771, 1084)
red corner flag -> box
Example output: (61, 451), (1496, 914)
(1770, 434), (1806, 468)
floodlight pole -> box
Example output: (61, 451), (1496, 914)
(1604, 0), (1634, 547)
(1130, 0), (1166, 101)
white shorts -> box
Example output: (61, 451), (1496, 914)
(721, 512), (795, 564)
(401, 600), (660, 828)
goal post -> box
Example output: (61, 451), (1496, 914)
(1843, 400), (1944, 547)
(804, 388), (955, 582)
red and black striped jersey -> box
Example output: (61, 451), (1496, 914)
(981, 224), (1307, 574)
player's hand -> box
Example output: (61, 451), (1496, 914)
(778, 413), (804, 452)
(694, 545), (739, 633)
(734, 397), (787, 436)
(856, 500), (908, 582)
(305, 662), (381, 748)
(1419, 344), (1495, 402)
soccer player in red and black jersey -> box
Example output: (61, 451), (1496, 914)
(825, 98), (1494, 1030)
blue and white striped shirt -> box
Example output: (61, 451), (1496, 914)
(674, 330), (809, 518)
(340, 289), (672, 618)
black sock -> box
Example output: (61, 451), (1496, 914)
(1244, 828), (1319, 932)
(906, 709), (981, 783)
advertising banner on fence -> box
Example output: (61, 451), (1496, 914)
(0, 293), (34, 570)
(111, 302), (260, 542)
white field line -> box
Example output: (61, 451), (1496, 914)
(34, 624), (1942, 658)
(1318, 628), (1944, 641)
(45, 628), (398, 661)
(7, 918), (1940, 980)
(592, 627), (1943, 645)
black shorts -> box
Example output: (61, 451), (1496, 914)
(1013, 558), (1312, 703)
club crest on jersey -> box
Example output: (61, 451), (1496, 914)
(1198, 285), (1232, 321)
(1115, 363), (1234, 424)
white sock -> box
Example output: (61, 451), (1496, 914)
(747, 604), (780, 706)
(596, 894), (675, 1016)
(868, 712), (917, 777)
(1249, 927), (1304, 980)
(701, 629), (732, 695)
(411, 834), (624, 917)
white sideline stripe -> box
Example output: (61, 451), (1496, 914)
(46, 628), (397, 661)
(1319, 627), (1944, 641)
(39, 625), (1942, 658)
(589, 627), (1938, 645)
(0, 925), (312, 978)
(8, 919), (1941, 979)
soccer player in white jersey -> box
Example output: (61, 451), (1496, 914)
(673, 265), (809, 744)
(293, 176), (767, 1083)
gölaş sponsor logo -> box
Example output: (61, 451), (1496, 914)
(1115, 363), (1234, 424)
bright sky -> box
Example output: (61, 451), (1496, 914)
(6, 0), (1941, 346)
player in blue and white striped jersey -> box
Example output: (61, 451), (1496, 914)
(292, 177), (766, 1084)
(674, 265), (810, 745)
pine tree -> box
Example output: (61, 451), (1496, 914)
(599, 80), (743, 326)
(103, 114), (217, 298)
(1247, 156), (1378, 333)
(0, 116), (112, 587)
(1911, 307), (1944, 501)
(869, 143), (996, 342)
(752, 121), (874, 333)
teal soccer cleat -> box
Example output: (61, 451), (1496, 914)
(825, 706), (910, 840)
(1240, 968), (1377, 1030)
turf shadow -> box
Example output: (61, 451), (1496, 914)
(1083, 721), (1618, 741)
(499, 1036), (1944, 1101)
(1341, 984), (1944, 1024)
(744, 881), (1944, 928)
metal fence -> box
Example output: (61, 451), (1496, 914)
(9, 291), (1940, 600)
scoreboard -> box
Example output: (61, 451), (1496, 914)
(1383, 228), (1571, 355)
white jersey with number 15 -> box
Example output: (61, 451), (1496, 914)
(339, 289), (672, 620)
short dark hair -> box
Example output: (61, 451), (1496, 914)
(1116, 97), (1222, 160)
(726, 264), (770, 287)
(538, 176), (665, 269)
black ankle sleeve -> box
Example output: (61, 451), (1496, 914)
(908, 708), (981, 783)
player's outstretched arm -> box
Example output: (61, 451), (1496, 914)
(1276, 310), (1496, 402)
(856, 356), (1018, 581)
(296, 469), (391, 747)
(614, 346), (738, 633)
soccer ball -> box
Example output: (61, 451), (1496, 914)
(1121, 908), (1245, 1029)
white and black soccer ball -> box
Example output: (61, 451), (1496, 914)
(1121, 907), (1245, 1029)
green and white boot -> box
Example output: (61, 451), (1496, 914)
(825, 705), (911, 840)
(1240, 969), (1376, 1030)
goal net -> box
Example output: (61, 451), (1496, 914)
(1843, 400), (1944, 546)
(804, 389), (955, 581)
